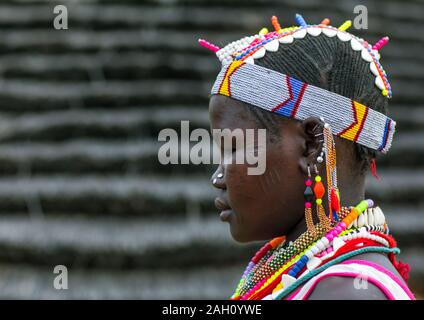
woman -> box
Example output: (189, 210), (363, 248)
(200, 14), (415, 300)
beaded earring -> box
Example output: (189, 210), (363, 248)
(303, 165), (316, 237)
(313, 164), (331, 231)
(322, 122), (341, 222)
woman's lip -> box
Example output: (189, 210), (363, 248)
(219, 209), (233, 222)
(214, 197), (231, 211)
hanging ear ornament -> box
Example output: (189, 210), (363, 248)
(322, 122), (341, 222)
(313, 164), (331, 232)
(303, 165), (316, 237)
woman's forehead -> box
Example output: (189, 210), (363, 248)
(209, 95), (254, 128)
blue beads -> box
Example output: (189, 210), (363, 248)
(295, 14), (307, 28)
(288, 269), (297, 277)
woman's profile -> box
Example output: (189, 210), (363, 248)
(200, 14), (415, 300)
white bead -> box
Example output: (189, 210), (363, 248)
(368, 210), (375, 226)
(264, 39), (279, 52)
(279, 35), (294, 44)
(281, 274), (296, 287)
(357, 214), (365, 227)
(353, 218), (358, 228)
(322, 28), (337, 37)
(307, 27), (322, 37)
(252, 47), (266, 59)
(321, 237), (329, 246)
(370, 62), (379, 76)
(305, 250), (314, 259)
(375, 75), (385, 90)
(317, 156), (323, 163)
(293, 28), (307, 39)
(363, 211), (368, 226)
(311, 245), (319, 254)
(307, 257), (322, 271)
(350, 38), (363, 51)
(263, 294), (274, 300)
(333, 237), (346, 251)
(374, 207), (385, 225)
(361, 48), (373, 62)
(337, 31), (352, 42)
(315, 240), (325, 251)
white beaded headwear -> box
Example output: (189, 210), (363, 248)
(199, 14), (396, 153)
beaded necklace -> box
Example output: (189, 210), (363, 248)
(231, 200), (396, 300)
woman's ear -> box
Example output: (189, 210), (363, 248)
(298, 117), (325, 174)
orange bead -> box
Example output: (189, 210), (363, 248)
(320, 18), (330, 25)
(271, 15), (282, 32)
(313, 181), (325, 199)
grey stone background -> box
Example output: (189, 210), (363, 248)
(0, 0), (422, 299)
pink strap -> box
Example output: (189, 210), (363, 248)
(341, 260), (415, 299)
(290, 271), (395, 300)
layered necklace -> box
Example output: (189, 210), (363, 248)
(230, 203), (397, 300)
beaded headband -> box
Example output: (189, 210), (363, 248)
(201, 15), (396, 153)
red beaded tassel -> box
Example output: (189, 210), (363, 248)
(370, 158), (380, 180)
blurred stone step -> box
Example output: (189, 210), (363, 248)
(0, 79), (422, 112)
(0, 80), (209, 111)
(0, 262), (244, 299)
(390, 106), (424, 132)
(0, 1), (423, 30)
(365, 169), (424, 205)
(0, 140), (214, 175)
(0, 175), (214, 216)
(377, 132), (424, 168)
(0, 27), (423, 57)
(0, 170), (421, 216)
(0, 52), (213, 82)
(0, 215), (257, 270)
(0, 207), (421, 269)
(0, 107), (208, 142)
(1, 52), (422, 82)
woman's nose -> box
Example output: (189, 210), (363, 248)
(211, 166), (226, 189)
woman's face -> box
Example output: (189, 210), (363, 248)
(209, 95), (307, 243)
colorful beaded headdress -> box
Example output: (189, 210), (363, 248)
(199, 14), (396, 153)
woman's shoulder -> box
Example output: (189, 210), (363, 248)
(295, 252), (414, 300)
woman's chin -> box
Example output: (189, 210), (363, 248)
(229, 224), (261, 243)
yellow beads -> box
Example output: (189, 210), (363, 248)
(272, 283), (283, 293)
(338, 20), (352, 31)
(259, 28), (269, 35)
(382, 89), (388, 96)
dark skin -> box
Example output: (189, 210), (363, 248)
(209, 95), (406, 300)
